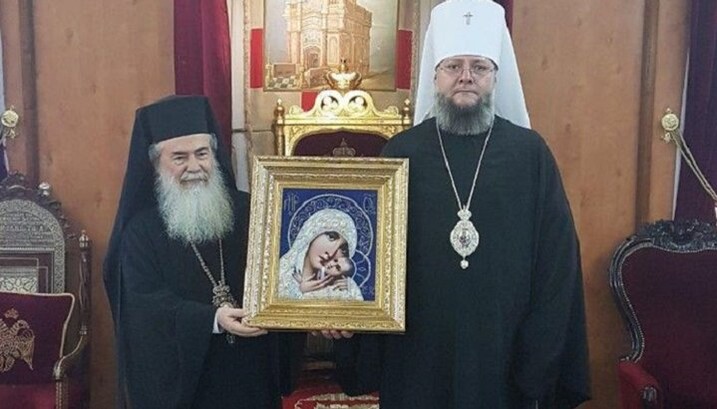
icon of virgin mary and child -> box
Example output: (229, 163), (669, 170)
(277, 195), (375, 301)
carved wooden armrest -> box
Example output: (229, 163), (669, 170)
(53, 231), (92, 381)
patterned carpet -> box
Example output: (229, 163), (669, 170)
(282, 370), (379, 409)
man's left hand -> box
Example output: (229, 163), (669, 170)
(217, 306), (268, 337)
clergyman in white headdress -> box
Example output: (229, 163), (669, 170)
(331, 1), (591, 408)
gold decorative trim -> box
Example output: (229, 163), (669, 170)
(296, 391), (379, 409)
(274, 89), (412, 156)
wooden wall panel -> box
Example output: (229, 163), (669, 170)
(513, 1), (689, 408)
(646, 1), (690, 221)
(514, 4), (640, 405)
(30, 1), (174, 407)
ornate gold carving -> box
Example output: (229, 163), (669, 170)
(1, 107), (20, 141)
(325, 59), (363, 91)
(0, 109), (19, 128)
(660, 108), (680, 142)
(274, 89), (412, 156)
(0, 308), (35, 372)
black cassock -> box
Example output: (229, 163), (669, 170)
(335, 117), (591, 409)
(118, 190), (296, 409)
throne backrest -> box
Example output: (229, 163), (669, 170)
(609, 220), (717, 405)
(274, 89), (412, 157)
(0, 172), (90, 386)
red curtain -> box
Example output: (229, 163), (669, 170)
(496, 0), (513, 32)
(674, 0), (717, 221)
(174, 0), (232, 147)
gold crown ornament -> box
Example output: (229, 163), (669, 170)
(325, 59), (363, 91)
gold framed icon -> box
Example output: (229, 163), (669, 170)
(243, 156), (408, 332)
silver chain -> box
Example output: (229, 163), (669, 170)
(190, 240), (226, 288)
(435, 121), (494, 211)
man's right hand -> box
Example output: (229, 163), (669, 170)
(216, 306), (268, 337)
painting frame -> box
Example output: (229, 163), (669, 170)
(243, 156), (408, 332)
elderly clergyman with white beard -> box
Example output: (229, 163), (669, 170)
(331, 1), (591, 408)
(104, 96), (291, 409)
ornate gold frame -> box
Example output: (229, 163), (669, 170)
(243, 156), (408, 332)
(273, 89), (412, 156)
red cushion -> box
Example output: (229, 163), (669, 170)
(0, 383), (57, 408)
(0, 292), (74, 384)
(293, 131), (387, 157)
(621, 248), (717, 407)
(0, 380), (85, 409)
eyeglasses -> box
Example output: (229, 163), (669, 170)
(437, 62), (496, 78)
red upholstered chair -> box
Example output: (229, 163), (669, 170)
(0, 172), (91, 409)
(273, 88), (412, 158)
(609, 220), (717, 409)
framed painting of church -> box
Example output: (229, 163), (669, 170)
(260, 0), (400, 91)
(243, 156), (408, 332)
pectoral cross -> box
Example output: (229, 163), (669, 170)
(463, 11), (473, 25)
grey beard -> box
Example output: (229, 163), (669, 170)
(155, 167), (234, 244)
(433, 91), (495, 135)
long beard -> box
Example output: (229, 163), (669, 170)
(155, 167), (234, 244)
(433, 91), (495, 135)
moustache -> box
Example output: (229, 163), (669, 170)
(452, 89), (479, 95)
(180, 172), (209, 182)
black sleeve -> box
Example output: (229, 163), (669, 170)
(119, 218), (215, 408)
(512, 140), (591, 408)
